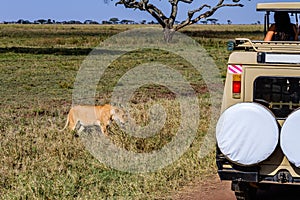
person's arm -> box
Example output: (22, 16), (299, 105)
(264, 24), (276, 41)
(293, 24), (298, 41)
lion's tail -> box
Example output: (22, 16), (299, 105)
(58, 114), (69, 132)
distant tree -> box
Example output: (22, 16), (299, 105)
(16, 19), (31, 24)
(200, 20), (208, 25)
(141, 19), (147, 24)
(120, 19), (135, 24)
(109, 17), (120, 24)
(257, 21), (261, 25)
(108, 0), (243, 42)
(227, 19), (232, 25)
(148, 20), (158, 24)
(120, 19), (127, 24)
(37, 19), (47, 24)
(102, 20), (113, 24)
(84, 20), (99, 24)
(47, 19), (53, 24)
(17, 19), (24, 24)
(207, 18), (218, 25)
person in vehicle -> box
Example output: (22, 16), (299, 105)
(264, 11), (298, 41)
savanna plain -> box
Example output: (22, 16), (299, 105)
(0, 24), (263, 199)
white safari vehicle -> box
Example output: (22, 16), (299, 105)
(216, 2), (300, 200)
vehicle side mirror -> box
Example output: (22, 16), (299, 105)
(227, 40), (236, 51)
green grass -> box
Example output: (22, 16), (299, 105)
(0, 24), (263, 199)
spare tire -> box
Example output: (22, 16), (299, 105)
(216, 103), (279, 166)
(280, 109), (300, 168)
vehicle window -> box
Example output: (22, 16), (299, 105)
(254, 77), (300, 118)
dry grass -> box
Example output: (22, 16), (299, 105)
(0, 24), (263, 199)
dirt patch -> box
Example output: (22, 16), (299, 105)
(174, 174), (235, 200)
(174, 174), (300, 200)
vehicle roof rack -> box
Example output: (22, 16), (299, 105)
(230, 38), (300, 53)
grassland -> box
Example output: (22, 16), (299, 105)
(0, 24), (263, 199)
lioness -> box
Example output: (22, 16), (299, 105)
(60, 104), (127, 135)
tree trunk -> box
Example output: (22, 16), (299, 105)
(163, 28), (175, 43)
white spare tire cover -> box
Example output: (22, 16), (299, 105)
(216, 103), (279, 166)
(281, 109), (300, 168)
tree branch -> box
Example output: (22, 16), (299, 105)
(175, 0), (243, 31)
(115, 0), (168, 27)
(168, 0), (193, 3)
(169, 0), (179, 28)
(178, 0), (193, 3)
(175, 4), (210, 31)
(114, 0), (244, 42)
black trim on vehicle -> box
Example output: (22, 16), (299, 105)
(218, 169), (259, 182)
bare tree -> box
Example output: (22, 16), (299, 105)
(111, 0), (243, 42)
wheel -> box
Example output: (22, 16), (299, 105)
(232, 182), (257, 200)
(234, 189), (256, 200)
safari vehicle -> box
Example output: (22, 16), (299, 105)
(216, 2), (300, 200)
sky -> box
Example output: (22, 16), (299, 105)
(0, 0), (299, 24)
